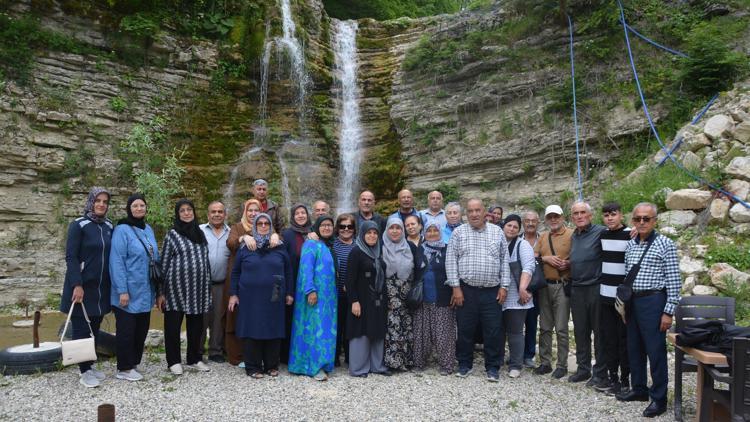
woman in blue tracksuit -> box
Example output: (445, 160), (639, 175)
(109, 193), (159, 382)
(61, 187), (113, 388)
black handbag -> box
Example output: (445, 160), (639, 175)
(528, 258), (547, 292)
(615, 234), (657, 320)
(406, 278), (423, 311)
(130, 226), (163, 291)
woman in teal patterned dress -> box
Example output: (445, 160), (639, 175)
(288, 215), (337, 381)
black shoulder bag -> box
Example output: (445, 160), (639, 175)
(615, 234), (657, 320)
(129, 226), (163, 293)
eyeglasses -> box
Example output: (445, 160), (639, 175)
(338, 224), (354, 230)
(256, 221), (270, 226)
(632, 216), (654, 223)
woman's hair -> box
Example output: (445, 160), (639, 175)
(334, 213), (356, 237)
(404, 214), (422, 235)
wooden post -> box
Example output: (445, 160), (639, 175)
(32, 311), (40, 348)
(97, 404), (115, 422)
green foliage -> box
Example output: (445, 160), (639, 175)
(211, 59), (248, 90)
(0, 14), (101, 84)
(119, 116), (186, 232)
(705, 239), (750, 272)
(323, 0), (461, 20)
(119, 12), (160, 39)
(680, 20), (749, 96)
(545, 76), (588, 115)
(719, 279), (750, 327)
(109, 96), (128, 113)
(601, 163), (696, 213)
(44, 144), (96, 185)
(435, 182), (460, 203)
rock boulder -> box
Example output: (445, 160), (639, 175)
(693, 285), (718, 296)
(709, 263), (750, 291)
(729, 203), (750, 223)
(708, 198), (730, 224)
(725, 156), (750, 181)
(703, 114), (734, 140)
(665, 189), (713, 210)
(727, 179), (750, 201)
(658, 210), (697, 228)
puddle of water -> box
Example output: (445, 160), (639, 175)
(0, 312), (167, 350)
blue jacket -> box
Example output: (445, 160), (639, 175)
(60, 217), (113, 317)
(109, 224), (159, 314)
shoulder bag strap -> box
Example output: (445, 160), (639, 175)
(60, 302), (94, 342)
(129, 226), (154, 262)
(624, 234), (658, 288)
(636, 234), (657, 266)
(547, 231), (557, 256)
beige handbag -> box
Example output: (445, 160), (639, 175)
(60, 302), (97, 366)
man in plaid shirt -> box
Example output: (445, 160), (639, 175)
(616, 202), (681, 418)
(446, 198), (511, 382)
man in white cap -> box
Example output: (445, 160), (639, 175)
(533, 204), (573, 379)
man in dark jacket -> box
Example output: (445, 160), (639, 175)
(251, 179), (284, 233)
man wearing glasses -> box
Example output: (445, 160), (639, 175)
(615, 203), (681, 418)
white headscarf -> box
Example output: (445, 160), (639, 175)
(382, 216), (414, 279)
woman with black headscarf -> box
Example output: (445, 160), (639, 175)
(62, 187), (113, 388)
(288, 215), (337, 381)
(159, 199), (212, 375)
(280, 203), (312, 363)
(110, 193), (158, 382)
(346, 220), (389, 377)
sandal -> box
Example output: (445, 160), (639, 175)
(247, 372), (264, 379)
(266, 369), (279, 377)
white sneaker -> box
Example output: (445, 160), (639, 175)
(90, 368), (106, 381)
(116, 369), (143, 381)
(186, 361), (210, 372)
(238, 362), (246, 369)
(509, 369), (521, 378)
(79, 370), (101, 388)
(169, 364), (184, 375)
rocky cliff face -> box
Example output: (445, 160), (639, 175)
(0, 0), (733, 305)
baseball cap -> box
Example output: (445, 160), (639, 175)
(544, 205), (564, 217)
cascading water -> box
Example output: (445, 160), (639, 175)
(332, 20), (363, 213)
(276, 151), (292, 211)
(222, 146), (263, 217)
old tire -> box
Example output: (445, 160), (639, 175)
(0, 343), (62, 375)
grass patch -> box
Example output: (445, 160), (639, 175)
(705, 239), (750, 272)
(601, 164), (694, 213)
(719, 279), (750, 327)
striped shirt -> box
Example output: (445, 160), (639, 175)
(599, 226), (631, 300)
(624, 231), (682, 315)
(446, 222), (511, 289)
(333, 238), (354, 294)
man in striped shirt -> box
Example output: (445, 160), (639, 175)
(616, 202), (681, 418)
(595, 202), (630, 395)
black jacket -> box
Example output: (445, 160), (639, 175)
(345, 246), (388, 341)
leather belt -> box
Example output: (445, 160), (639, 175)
(633, 289), (665, 298)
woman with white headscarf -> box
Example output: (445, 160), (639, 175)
(382, 216), (423, 371)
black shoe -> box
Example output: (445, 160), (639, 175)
(377, 370), (393, 377)
(551, 368), (567, 379)
(604, 381), (621, 396)
(568, 370), (591, 383)
(534, 364), (552, 375)
(642, 401), (667, 418)
(208, 355), (225, 363)
(616, 390), (649, 402)
(593, 378), (612, 392)
(585, 376), (602, 387)
(352, 373), (368, 378)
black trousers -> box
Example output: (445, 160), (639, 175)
(71, 314), (103, 374)
(113, 307), (150, 371)
(164, 311), (204, 367)
(600, 300), (630, 383)
(243, 338), (281, 374)
(570, 284), (607, 378)
(336, 292), (350, 364)
(456, 283), (502, 371)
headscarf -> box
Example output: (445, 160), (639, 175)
(312, 215), (335, 251)
(422, 222), (445, 263)
(504, 214), (523, 254)
(83, 186), (110, 224)
(382, 216), (413, 280)
(356, 220), (384, 294)
(289, 203), (312, 234)
(240, 198), (261, 232)
(173, 199), (207, 245)
(118, 193), (147, 229)
(252, 213), (273, 250)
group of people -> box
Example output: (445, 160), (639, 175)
(62, 179), (681, 418)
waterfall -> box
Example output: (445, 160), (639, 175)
(276, 152), (292, 211)
(222, 146), (263, 218)
(332, 20), (363, 213)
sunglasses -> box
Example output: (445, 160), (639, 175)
(632, 216), (654, 223)
(257, 221), (270, 226)
(338, 224), (354, 230)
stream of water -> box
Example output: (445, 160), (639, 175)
(333, 20), (363, 213)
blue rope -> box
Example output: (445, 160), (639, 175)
(617, 0), (750, 209)
(568, 14), (584, 202)
(657, 93), (719, 166)
(622, 21), (689, 58)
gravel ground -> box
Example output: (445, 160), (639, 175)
(0, 350), (697, 421)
